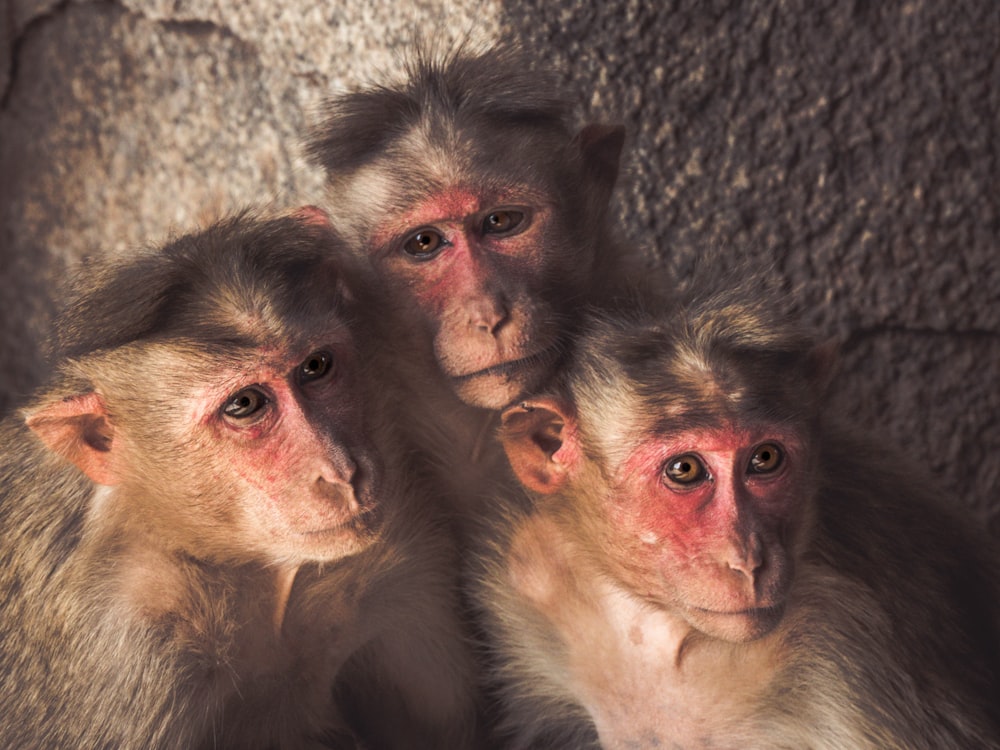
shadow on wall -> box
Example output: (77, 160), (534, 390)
(497, 0), (1000, 533)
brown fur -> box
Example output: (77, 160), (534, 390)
(0, 212), (479, 748)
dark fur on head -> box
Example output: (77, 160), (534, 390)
(306, 44), (570, 176)
(55, 212), (347, 365)
(304, 44), (623, 249)
(567, 255), (833, 441)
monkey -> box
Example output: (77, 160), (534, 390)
(305, 45), (630, 500)
(0, 210), (480, 749)
(473, 276), (1000, 749)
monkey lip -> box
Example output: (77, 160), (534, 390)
(692, 602), (787, 640)
(695, 604), (784, 619)
(298, 500), (383, 538)
(294, 506), (383, 551)
(450, 346), (560, 383)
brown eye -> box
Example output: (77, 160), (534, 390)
(749, 443), (783, 474)
(663, 454), (707, 485)
(402, 229), (444, 258)
(299, 351), (334, 383)
(483, 210), (525, 234)
(222, 388), (268, 419)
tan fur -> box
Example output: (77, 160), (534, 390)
(0, 213), (480, 749)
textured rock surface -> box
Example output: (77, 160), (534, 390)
(1, 0), (997, 531)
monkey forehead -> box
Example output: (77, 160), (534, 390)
(201, 291), (352, 352)
(327, 125), (561, 237)
(631, 423), (806, 459)
(84, 329), (352, 398)
(570, 361), (810, 470)
(574, 318), (820, 424)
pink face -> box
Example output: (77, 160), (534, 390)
(369, 186), (566, 409)
(605, 423), (811, 642)
(176, 332), (381, 565)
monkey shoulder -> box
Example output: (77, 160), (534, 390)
(798, 428), (1000, 744)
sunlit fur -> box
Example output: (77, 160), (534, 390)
(474, 274), (1000, 749)
(0, 213), (479, 748)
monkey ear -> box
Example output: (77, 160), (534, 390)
(806, 338), (841, 396)
(573, 123), (626, 199)
(290, 204), (332, 228)
(500, 397), (579, 495)
(24, 393), (121, 486)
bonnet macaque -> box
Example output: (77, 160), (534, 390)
(477, 281), (1000, 749)
(307, 46), (629, 503)
(0, 211), (479, 748)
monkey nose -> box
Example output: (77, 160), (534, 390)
(727, 532), (765, 583)
(314, 475), (361, 515)
(470, 301), (510, 335)
(316, 454), (357, 487)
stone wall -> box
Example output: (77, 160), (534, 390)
(1, 0), (997, 531)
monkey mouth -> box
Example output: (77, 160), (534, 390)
(696, 603), (784, 618)
(692, 603), (786, 640)
(450, 345), (561, 383)
(298, 505), (383, 541)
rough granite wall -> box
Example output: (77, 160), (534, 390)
(1, 0), (997, 532)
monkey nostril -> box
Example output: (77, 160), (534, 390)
(470, 300), (510, 336)
(728, 533), (765, 582)
(315, 475), (360, 513)
(474, 315), (504, 335)
(318, 456), (357, 488)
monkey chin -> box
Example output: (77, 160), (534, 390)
(686, 603), (786, 644)
(288, 507), (384, 564)
(449, 349), (559, 410)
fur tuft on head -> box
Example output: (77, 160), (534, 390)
(564, 250), (837, 453)
(306, 43), (571, 176)
(53, 210), (349, 367)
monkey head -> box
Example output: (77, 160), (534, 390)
(24, 211), (383, 567)
(307, 46), (625, 410)
(500, 299), (834, 644)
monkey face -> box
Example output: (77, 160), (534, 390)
(203, 338), (383, 564)
(366, 186), (573, 409)
(603, 424), (811, 643)
(91, 331), (384, 567)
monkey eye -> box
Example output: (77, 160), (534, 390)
(662, 454), (708, 486)
(748, 443), (783, 474)
(298, 350), (334, 384)
(222, 387), (269, 420)
(482, 209), (525, 235)
(402, 228), (445, 258)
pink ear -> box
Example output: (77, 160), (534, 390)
(500, 397), (580, 495)
(24, 393), (120, 486)
(290, 205), (332, 228)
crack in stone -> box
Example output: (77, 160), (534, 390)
(156, 17), (254, 51)
(2, 0), (255, 109)
(2, 0), (76, 109)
